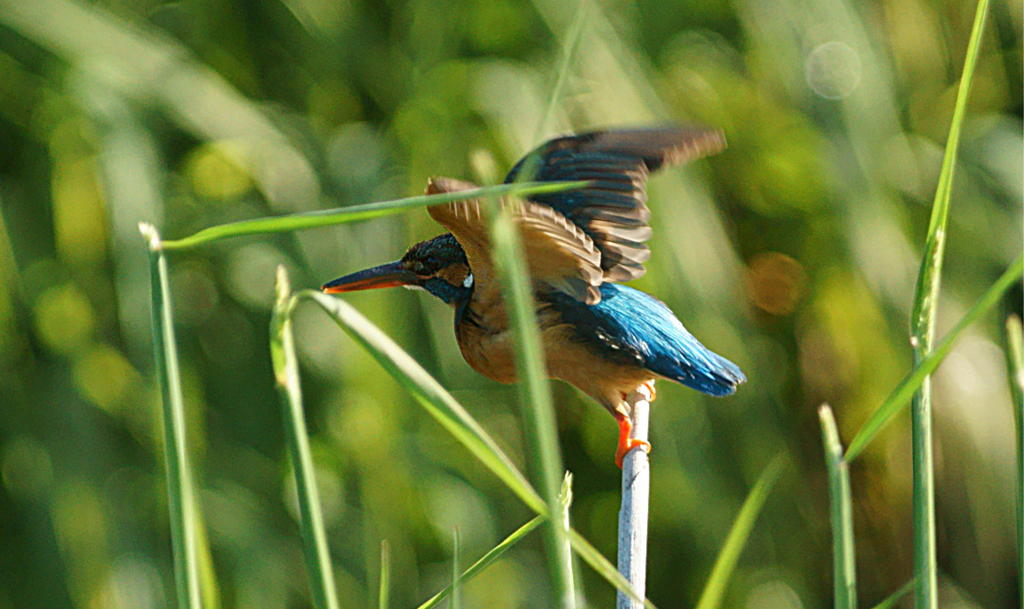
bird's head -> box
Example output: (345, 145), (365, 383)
(321, 233), (473, 305)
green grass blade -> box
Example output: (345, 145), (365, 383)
(379, 541), (391, 609)
(818, 405), (857, 609)
(695, 455), (784, 609)
(417, 516), (545, 609)
(1008, 315), (1024, 408)
(845, 252), (1023, 460)
(196, 514), (222, 609)
(451, 528), (462, 609)
(906, 1), (989, 606)
(566, 531), (656, 609)
(303, 290), (546, 514)
(139, 223), (202, 609)
(559, 472), (578, 603)
(868, 579), (915, 609)
(1006, 315), (1023, 609)
(160, 181), (587, 250)
(270, 268), (339, 609)
(534, 0), (587, 142)
(487, 201), (575, 608)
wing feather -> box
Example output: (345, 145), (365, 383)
(504, 126), (726, 282)
(426, 177), (604, 304)
(423, 126), (726, 304)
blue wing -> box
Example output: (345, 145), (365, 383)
(505, 127), (726, 283)
(547, 283), (746, 397)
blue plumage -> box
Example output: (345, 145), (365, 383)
(545, 283), (745, 397)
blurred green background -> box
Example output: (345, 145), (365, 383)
(0, 0), (1020, 607)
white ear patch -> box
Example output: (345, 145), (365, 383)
(402, 284), (425, 292)
(463, 273), (474, 288)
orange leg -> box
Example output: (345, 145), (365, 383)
(614, 410), (652, 468)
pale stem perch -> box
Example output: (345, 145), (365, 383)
(617, 386), (652, 609)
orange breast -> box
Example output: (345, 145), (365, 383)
(455, 292), (655, 415)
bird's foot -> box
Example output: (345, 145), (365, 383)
(614, 411), (652, 468)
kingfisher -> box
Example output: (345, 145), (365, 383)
(322, 127), (745, 467)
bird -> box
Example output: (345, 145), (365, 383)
(322, 126), (745, 467)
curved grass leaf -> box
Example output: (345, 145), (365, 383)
(161, 181), (587, 250)
(568, 531), (656, 609)
(695, 455), (784, 609)
(270, 268), (339, 609)
(845, 252), (1022, 461)
(869, 579), (915, 609)
(417, 517), (545, 609)
(818, 405), (856, 609)
(302, 290), (546, 513)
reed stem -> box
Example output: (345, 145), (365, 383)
(617, 388), (651, 609)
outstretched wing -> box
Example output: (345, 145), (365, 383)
(426, 177), (604, 304)
(504, 126), (726, 282)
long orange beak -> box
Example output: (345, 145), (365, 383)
(321, 261), (420, 293)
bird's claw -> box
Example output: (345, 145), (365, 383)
(615, 437), (652, 469)
(614, 411), (652, 468)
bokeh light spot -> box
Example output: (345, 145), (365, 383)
(225, 243), (293, 310)
(34, 283), (95, 355)
(805, 41), (861, 99)
(51, 157), (107, 267)
(2, 437), (53, 499)
(73, 344), (137, 413)
(184, 141), (253, 201)
(745, 579), (804, 609)
(746, 252), (807, 316)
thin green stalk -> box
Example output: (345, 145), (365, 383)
(160, 181), (587, 250)
(1006, 316), (1023, 609)
(487, 12), (586, 603)
(869, 579), (915, 609)
(418, 517), (545, 609)
(196, 515), (221, 609)
(845, 252), (1023, 460)
(534, 0), (587, 142)
(695, 456), (784, 609)
(818, 405), (856, 609)
(451, 528), (462, 609)
(906, 2), (989, 605)
(1008, 316), (1024, 406)
(488, 203), (575, 608)
(139, 223), (202, 609)
(379, 541), (391, 609)
(270, 268), (339, 609)
(560, 473), (579, 605)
